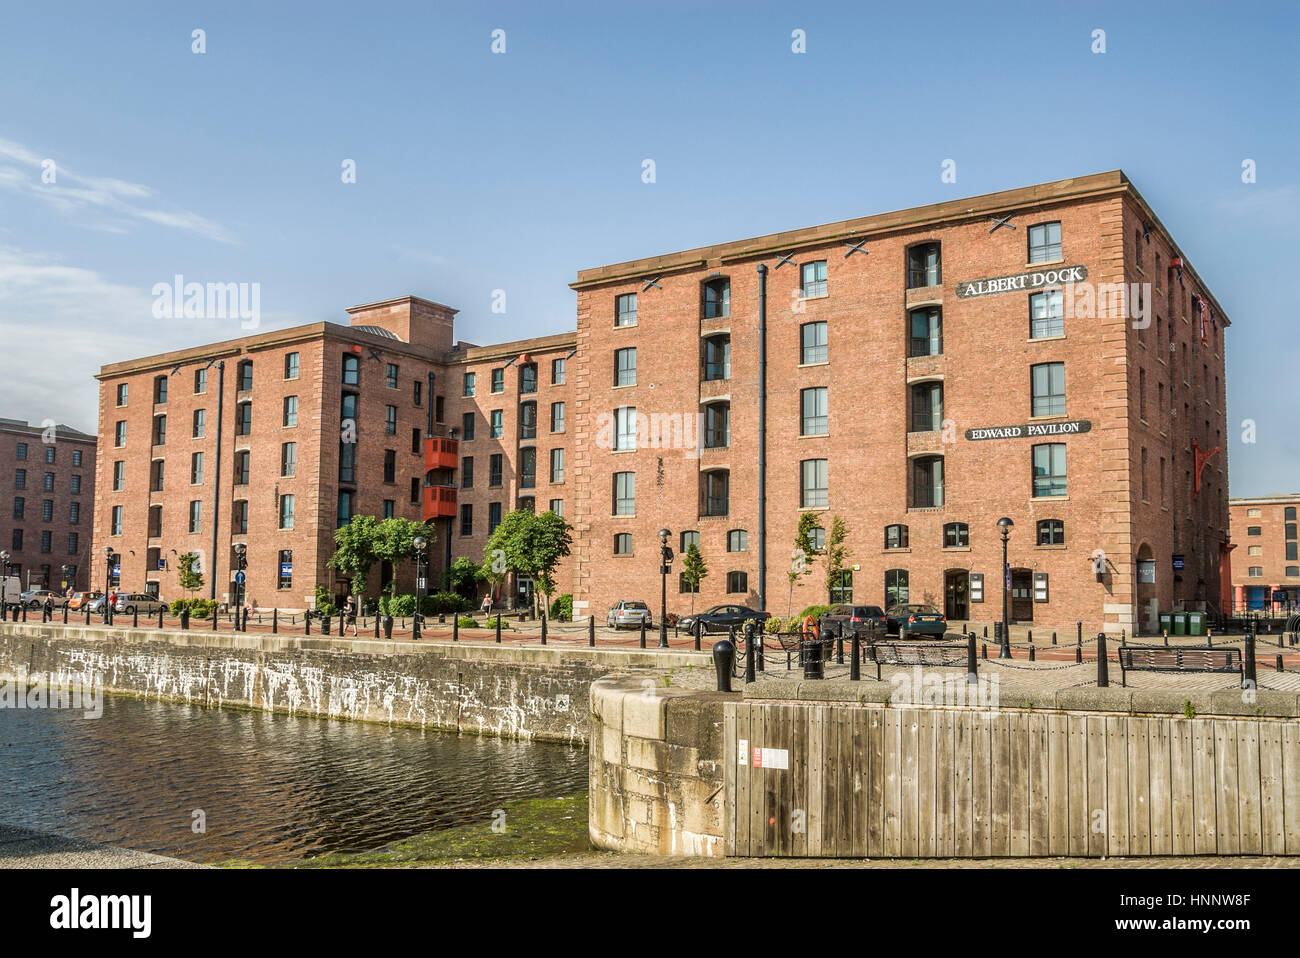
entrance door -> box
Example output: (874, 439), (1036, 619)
(515, 575), (534, 611)
(944, 570), (969, 621)
(1010, 569), (1034, 622)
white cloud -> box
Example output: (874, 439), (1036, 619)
(0, 137), (235, 244)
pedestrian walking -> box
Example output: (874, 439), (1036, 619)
(481, 592), (492, 617)
(344, 596), (358, 636)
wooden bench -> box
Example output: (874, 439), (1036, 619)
(868, 641), (969, 681)
(1117, 645), (1243, 687)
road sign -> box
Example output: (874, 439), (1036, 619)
(234, 571), (245, 585)
(112, 565), (121, 576)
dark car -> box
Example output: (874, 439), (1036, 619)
(822, 604), (888, 637)
(677, 605), (770, 635)
(885, 603), (947, 637)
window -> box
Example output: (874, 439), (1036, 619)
(489, 454), (503, 487)
(462, 412), (475, 441)
(702, 470), (729, 516)
(188, 501), (201, 533)
(116, 383), (128, 406)
(281, 352), (299, 380)
(885, 569), (909, 606)
(614, 533), (633, 555)
(1289, 543), (1299, 562)
(488, 502), (503, 534)
(614, 407), (637, 451)
(1287, 523), (1297, 540)
(237, 360), (253, 391)
(42, 472), (54, 492)
(491, 368), (505, 393)
(704, 278), (730, 318)
(281, 442), (296, 477)
(520, 401), (537, 440)
(1032, 443), (1067, 497)
(1031, 363), (1066, 417)
(337, 491), (353, 527)
(910, 382), (943, 432)
(233, 450), (250, 485)
(704, 402), (730, 448)
(800, 260), (827, 298)
(342, 354), (359, 385)
(679, 573), (699, 595)
(385, 405), (397, 435)
(614, 347), (637, 387)
(800, 459), (828, 509)
(153, 375), (168, 404)
(385, 363), (399, 388)
(192, 408), (206, 438)
(458, 504), (473, 537)
(193, 368), (207, 394)
(728, 529), (748, 552)
(703, 334), (730, 381)
(72, 450), (81, 467)
(1288, 567), (1300, 578)
(283, 396), (298, 427)
(191, 452), (204, 484)
(11, 498), (21, 519)
(549, 499), (563, 516)
(280, 494), (295, 529)
(410, 477), (420, 503)
(830, 570), (852, 604)
(613, 471), (635, 515)
(519, 363), (538, 394)
(909, 307), (942, 357)
(382, 499), (395, 519)
(275, 550), (293, 590)
(907, 243), (941, 288)
(801, 388), (828, 436)
(112, 462), (124, 490)
(235, 402), (251, 436)
(1248, 566), (1263, 578)
(550, 448), (564, 483)
(944, 522), (969, 547)
(413, 379), (423, 407)
(338, 441), (355, 484)
(1028, 221), (1062, 263)
(383, 449), (397, 483)
(1030, 289), (1064, 338)
(341, 392), (357, 423)
(1287, 507), (1297, 521)
(42, 499), (53, 521)
(463, 372), (476, 397)
(809, 526), (825, 551)
(490, 410), (504, 439)
(1248, 545), (1263, 557)
(616, 292), (637, 327)
(1037, 519), (1065, 545)
(911, 456), (944, 508)
(800, 322), (828, 364)
(115, 421), (126, 447)
(68, 533), (78, 554)
(1247, 526), (1262, 536)
(520, 448), (537, 489)
(153, 414), (168, 444)
(11, 529), (20, 550)
(551, 402), (566, 433)
(552, 358), (566, 384)
(40, 530), (51, 553)
(453, 456), (470, 490)
(44, 445), (56, 463)
(69, 501), (81, 524)
(412, 427), (421, 455)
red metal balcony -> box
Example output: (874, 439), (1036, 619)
(424, 435), (459, 471)
(423, 484), (457, 520)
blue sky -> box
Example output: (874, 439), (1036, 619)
(0, 0), (1295, 495)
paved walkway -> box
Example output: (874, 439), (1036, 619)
(0, 824), (206, 869)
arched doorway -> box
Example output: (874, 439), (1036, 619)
(944, 569), (969, 621)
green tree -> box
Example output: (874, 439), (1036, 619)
(788, 512), (819, 615)
(177, 551), (204, 597)
(824, 515), (851, 604)
(485, 509), (574, 617)
(328, 515), (435, 604)
(680, 542), (708, 614)
(448, 556), (481, 598)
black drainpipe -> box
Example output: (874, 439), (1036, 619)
(209, 360), (225, 601)
(756, 263), (768, 613)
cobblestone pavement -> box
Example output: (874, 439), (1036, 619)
(0, 824), (206, 869)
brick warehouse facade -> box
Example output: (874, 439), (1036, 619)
(1, 418), (97, 592)
(92, 171), (1230, 633)
(1228, 495), (1300, 612)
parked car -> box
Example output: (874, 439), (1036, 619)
(823, 604), (888, 636)
(606, 600), (653, 629)
(677, 604), (770, 635)
(21, 589), (67, 609)
(67, 591), (102, 611)
(885, 603), (947, 637)
(114, 592), (167, 615)
(84, 594), (109, 614)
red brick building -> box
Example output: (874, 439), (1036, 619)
(1228, 495), (1300, 612)
(1, 418), (97, 592)
(93, 171), (1230, 634)
(569, 171), (1230, 635)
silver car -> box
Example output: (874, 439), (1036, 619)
(114, 592), (167, 615)
(606, 600), (653, 630)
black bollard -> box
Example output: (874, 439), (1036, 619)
(212, 606), (218, 631)
(1276, 654), (1284, 673)
(695, 620), (702, 652)
(495, 614), (502, 644)
(158, 606), (164, 629)
(1051, 631), (1057, 645)
(757, 627), (765, 672)
(322, 613), (330, 635)
(540, 612), (547, 645)
(133, 607), (138, 628)
(745, 625), (756, 684)
(21, 604), (26, 622)
(1075, 643), (1082, 664)
(587, 615), (594, 647)
(1096, 632), (1109, 688)
(453, 615), (459, 641)
(967, 632), (978, 682)
(373, 613), (380, 638)
(84, 606), (90, 625)
(639, 619), (646, 649)
(983, 625), (988, 639)
(836, 622), (845, 665)
(1029, 645), (1036, 661)
(713, 638), (735, 692)
(850, 630), (861, 681)
(982, 643), (988, 660)
(1077, 621), (1082, 646)
(180, 607), (190, 630)
(802, 638), (824, 680)
(1244, 631), (1257, 689)
(1028, 629), (1033, 644)
(63, 604), (68, 624)
(383, 615), (393, 639)
(305, 611), (311, 635)
(272, 608), (278, 634)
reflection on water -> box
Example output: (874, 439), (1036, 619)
(0, 696), (587, 865)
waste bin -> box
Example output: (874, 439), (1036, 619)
(1172, 612), (1187, 636)
(1158, 611), (1172, 635)
(1186, 611), (1205, 636)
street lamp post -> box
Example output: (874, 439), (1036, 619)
(233, 543), (247, 631)
(658, 528), (672, 649)
(413, 534), (428, 639)
(103, 546), (114, 625)
(997, 517), (1014, 659)
(0, 550), (10, 619)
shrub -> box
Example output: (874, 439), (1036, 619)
(798, 604), (833, 622)
(379, 593), (417, 617)
(426, 591), (472, 615)
(170, 597), (215, 618)
(313, 585), (336, 618)
(551, 593), (573, 622)
(764, 616), (783, 634)
(456, 616), (481, 630)
(482, 614), (511, 630)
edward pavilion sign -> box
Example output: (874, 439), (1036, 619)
(954, 265), (1088, 299)
(964, 420), (1092, 441)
